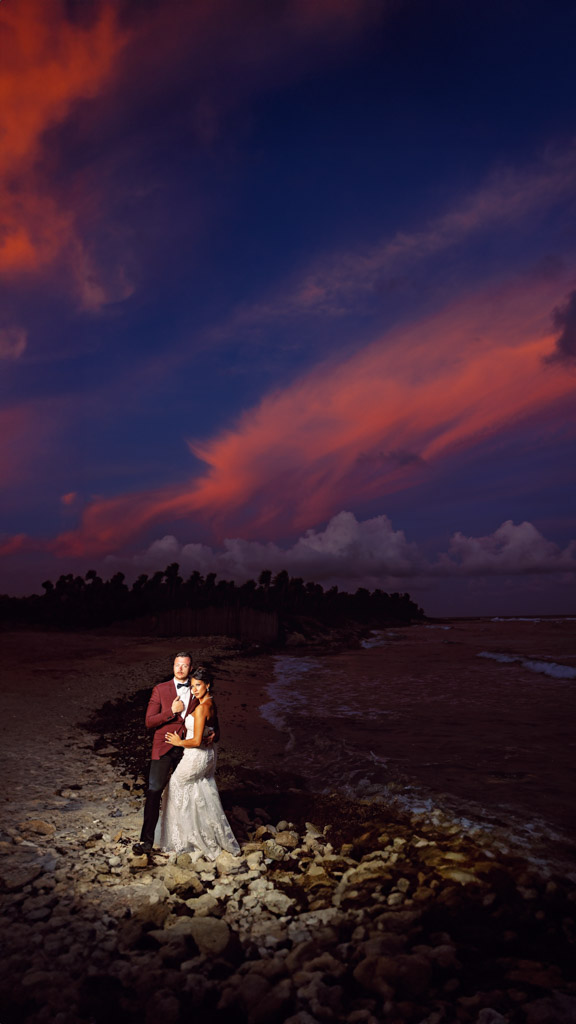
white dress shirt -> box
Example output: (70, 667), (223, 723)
(173, 678), (191, 718)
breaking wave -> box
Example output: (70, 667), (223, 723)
(478, 651), (576, 679)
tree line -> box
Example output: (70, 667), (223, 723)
(0, 563), (425, 632)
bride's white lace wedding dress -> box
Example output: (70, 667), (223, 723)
(156, 713), (240, 859)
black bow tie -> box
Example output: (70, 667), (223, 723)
(176, 682), (190, 689)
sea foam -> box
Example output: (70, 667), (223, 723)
(491, 616), (576, 623)
(478, 651), (576, 680)
(260, 655), (319, 731)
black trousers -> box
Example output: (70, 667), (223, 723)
(139, 746), (183, 845)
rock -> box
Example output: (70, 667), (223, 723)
(130, 854), (149, 870)
(427, 944), (461, 970)
(413, 886), (434, 902)
(252, 977), (294, 1024)
(212, 880), (238, 899)
(261, 889), (296, 915)
(161, 864), (204, 897)
(218, 973), (269, 1016)
(176, 853), (193, 868)
(523, 992), (576, 1024)
(250, 877), (272, 893)
(0, 852), (44, 891)
(284, 1015), (320, 1024)
(254, 826), (276, 840)
(297, 976), (343, 1018)
(264, 839), (287, 861)
(181, 971), (215, 1006)
(301, 866), (332, 892)
(333, 862), (392, 905)
(286, 940), (324, 973)
(247, 955), (288, 981)
(305, 952), (346, 978)
(353, 954), (432, 1000)
(185, 894), (221, 917)
(441, 850), (467, 862)
(387, 892), (404, 907)
(353, 957), (394, 998)
(144, 990), (180, 1023)
(372, 909), (422, 933)
(216, 850), (247, 875)
(305, 823), (323, 838)
(274, 831), (299, 849)
(360, 934), (407, 957)
(19, 819), (56, 836)
(108, 879), (171, 926)
(438, 867), (482, 885)
(186, 916), (233, 956)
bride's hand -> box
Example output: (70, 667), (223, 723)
(165, 732), (181, 746)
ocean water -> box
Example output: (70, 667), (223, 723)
(260, 617), (576, 860)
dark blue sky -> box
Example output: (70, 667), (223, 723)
(1, 0), (575, 613)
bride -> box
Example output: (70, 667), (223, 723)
(157, 667), (240, 859)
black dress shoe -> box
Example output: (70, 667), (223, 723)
(132, 841), (152, 856)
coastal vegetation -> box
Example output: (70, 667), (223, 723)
(0, 564), (424, 639)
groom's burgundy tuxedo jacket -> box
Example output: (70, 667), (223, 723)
(145, 679), (199, 760)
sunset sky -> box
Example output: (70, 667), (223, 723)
(1, 0), (575, 614)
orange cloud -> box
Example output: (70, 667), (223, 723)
(0, 0), (383, 309)
(0, 533), (27, 557)
(48, 275), (576, 558)
(0, 0), (127, 297)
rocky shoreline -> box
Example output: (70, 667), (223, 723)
(1, 631), (576, 1023)
(2, 749), (576, 1023)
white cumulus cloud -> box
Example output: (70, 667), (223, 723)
(131, 512), (576, 587)
(438, 519), (576, 575)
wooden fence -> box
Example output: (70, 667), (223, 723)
(115, 604), (279, 644)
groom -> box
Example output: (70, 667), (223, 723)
(133, 651), (198, 855)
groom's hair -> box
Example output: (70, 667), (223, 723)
(174, 651), (192, 662)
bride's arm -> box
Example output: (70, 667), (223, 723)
(165, 703), (208, 748)
(208, 700), (220, 743)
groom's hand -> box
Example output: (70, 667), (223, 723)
(171, 698), (185, 714)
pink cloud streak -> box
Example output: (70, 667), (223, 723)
(222, 147), (576, 327)
(41, 275), (576, 558)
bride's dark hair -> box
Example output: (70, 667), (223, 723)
(192, 665), (214, 690)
